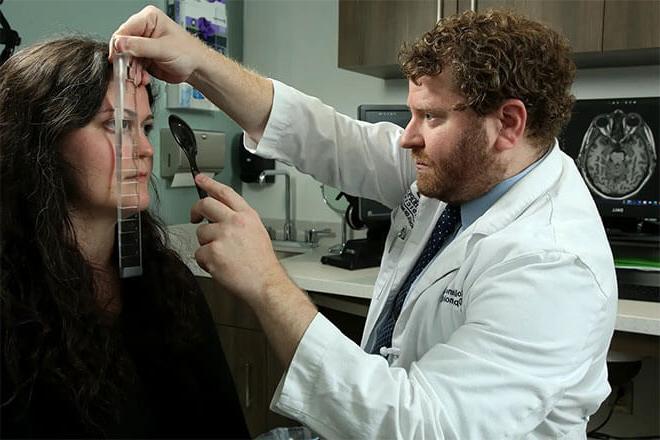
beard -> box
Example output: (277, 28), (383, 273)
(414, 121), (506, 203)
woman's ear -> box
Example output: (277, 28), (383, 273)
(493, 99), (527, 151)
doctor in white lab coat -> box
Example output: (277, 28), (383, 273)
(112, 7), (618, 439)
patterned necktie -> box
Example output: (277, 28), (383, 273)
(371, 204), (461, 355)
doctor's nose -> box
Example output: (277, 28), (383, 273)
(399, 119), (424, 150)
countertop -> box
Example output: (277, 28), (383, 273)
(167, 224), (660, 337)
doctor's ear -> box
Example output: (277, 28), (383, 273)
(493, 99), (527, 151)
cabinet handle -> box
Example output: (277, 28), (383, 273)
(470, 0), (477, 12)
(244, 362), (251, 409)
(436, 0), (442, 22)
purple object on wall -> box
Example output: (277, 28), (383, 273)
(197, 17), (215, 39)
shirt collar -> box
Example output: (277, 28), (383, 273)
(459, 148), (551, 229)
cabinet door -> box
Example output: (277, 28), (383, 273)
(201, 278), (261, 330)
(603, 0), (660, 51)
(338, 0), (438, 77)
(442, 0), (459, 16)
(216, 325), (269, 438)
(463, 0), (604, 53)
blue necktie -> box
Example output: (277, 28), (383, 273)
(371, 204), (461, 355)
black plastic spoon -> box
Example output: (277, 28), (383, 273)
(168, 114), (208, 199)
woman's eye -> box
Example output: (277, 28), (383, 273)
(104, 120), (132, 132)
(143, 124), (154, 137)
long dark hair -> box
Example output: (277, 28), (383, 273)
(0, 37), (202, 434)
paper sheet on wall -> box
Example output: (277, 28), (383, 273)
(171, 171), (214, 188)
(169, 0), (228, 53)
(167, 0), (228, 110)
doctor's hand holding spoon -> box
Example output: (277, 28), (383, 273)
(190, 174), (318, 367)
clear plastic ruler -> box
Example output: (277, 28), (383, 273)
(113, 53), (143, 278)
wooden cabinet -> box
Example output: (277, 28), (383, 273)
(215, 325), (269, 436)
(338, 0), (440, 78)
(603, 0), (660, 51)
(469, 0), (604, 53)
(200, 278), (297, 438)
(199, 278), (370, 437)
(338, 0), (659, 78)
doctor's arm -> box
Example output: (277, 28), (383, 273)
(190, 175), (317, 367)
(271, 253), (614, 439)
(111, 6), (273, 142)
(246, 80), (416, 209)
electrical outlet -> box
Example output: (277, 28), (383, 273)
(614, 382), (634, 414)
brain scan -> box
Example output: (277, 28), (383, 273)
(576, 109), (657, 200)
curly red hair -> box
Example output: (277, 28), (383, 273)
(399, 9), (576, 150)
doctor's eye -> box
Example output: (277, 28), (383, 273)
(424, 112), (445, 123)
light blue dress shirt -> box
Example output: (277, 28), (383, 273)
(459, 154), (545, 233)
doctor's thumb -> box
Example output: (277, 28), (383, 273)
(113, 36), (159, 61)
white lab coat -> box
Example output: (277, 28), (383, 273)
(246, 80), (618, 439)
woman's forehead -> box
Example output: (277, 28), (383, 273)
(99, 79), (150, 114)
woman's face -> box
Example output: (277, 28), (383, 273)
(61, 77), (154, 218)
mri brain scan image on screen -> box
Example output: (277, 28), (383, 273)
(576, 109), (657, 200)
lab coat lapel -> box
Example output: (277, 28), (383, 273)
(392, 196), (446, 291)
(390, 199), (466, 323)
(471, 143), (563, 236)
(362, 196), (443, 340)
(399, 228), (466, 313)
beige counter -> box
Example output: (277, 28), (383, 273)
(168, 224), (660, 337)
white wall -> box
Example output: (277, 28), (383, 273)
(241, 0), (408, 225)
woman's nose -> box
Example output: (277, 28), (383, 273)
(138, 134), (154, 158)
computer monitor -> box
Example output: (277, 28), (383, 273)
(357, 105), (412, 225)
(559, 97), (659, 232)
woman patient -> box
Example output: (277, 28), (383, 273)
(0, 37), (249, 438)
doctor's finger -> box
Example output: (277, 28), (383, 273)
(109, 6), (161, 60)
(195, 174), (252, 213)
(195, 222), (223, 247)
(128, 59), (140, 86)
(136, 65), (151, 88)
(190, 196), (233, 224)
(194, 240), (234, 276)
(130, 61), (151, 88)
(113, 35), (168, 64)
(193, 245), (213, 275)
